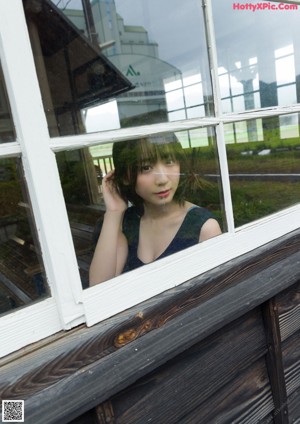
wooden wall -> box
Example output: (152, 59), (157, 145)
(1, 229), (300, 424)
(72, 282), (300, 424)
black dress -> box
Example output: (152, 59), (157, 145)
(122, 205), (215, 272)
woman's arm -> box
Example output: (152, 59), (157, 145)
(89, 171), (128, 286)
(89, 211), (128, 285)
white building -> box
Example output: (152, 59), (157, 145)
(64, 0), (182, 126)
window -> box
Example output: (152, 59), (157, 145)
(0, 157), (49, 315)
(213, 0), (300, 226)
(56, 128), (224, 287)
(0, 0), (84, 357)
(0, 64), (49, 317)
(47, 0), (213, 132)
(0, 0), (299, 357)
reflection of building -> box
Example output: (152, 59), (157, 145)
(218, 48), (298, 143)
(214, 0), (300, 144)
(63, 0), (182, 126)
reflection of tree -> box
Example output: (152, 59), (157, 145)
(0, 161), (22, 219)
(0, 64), (15, 142)
(56, 150), (100, 205)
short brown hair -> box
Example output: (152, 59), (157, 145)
(112, 132), (187, 207)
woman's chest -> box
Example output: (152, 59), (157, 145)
(137, 215), (185, 263)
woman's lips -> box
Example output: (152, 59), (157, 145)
(156, 189), (171, 198)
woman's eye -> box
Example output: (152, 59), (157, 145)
(141, 164), (152, 172)
(165, 158), (175, 165)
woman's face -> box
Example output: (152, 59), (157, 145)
(135, 157), (180, 206)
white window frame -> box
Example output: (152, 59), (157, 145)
(0, 0), (299, 357)
(0, 0), (85, 358)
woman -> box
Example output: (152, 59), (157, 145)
(89, 132), (221, 285)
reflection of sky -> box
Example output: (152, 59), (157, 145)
(115, 0), (299, 107)
(115, 0), (207, 73)
(54, 0), (300, 129)
(55, 0), (300, 85)
(212, 0), (299, 77)
(84, 100), (120, 132)
(115, 0), (300, 72)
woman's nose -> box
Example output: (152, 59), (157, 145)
(154, 164), (169, 184)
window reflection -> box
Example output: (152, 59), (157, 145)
(56, 128), (224, 286)
(23, 0), (133, 136)
(0, 62), (15, 143)
(0, 158), (48, 315)
(37, 0), (213, 135)
(213, 0), (300, 115)
(225, 116), (300, 226)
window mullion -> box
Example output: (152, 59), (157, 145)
(0, 141), (21, 158)
(0, 0), (84, 328)
(215, 122), (235, 232)
(202, 0), (235, 232)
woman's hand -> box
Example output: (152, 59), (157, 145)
(102, 170), (127, 213)
(90, 170), (128, 285)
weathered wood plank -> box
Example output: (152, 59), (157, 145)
(282, 330), (300, 398)
(1, 230), (300, 423)
(1, 230), (298, 388)
(109, 309), (266, 424)
(180, 358), (274, 424)
(287, 387), (300, 424)
(8, 247), (300, 424)
(262, 299), (288, 423)
(277, 281), (300, 342)
(67, 409), (100, 424)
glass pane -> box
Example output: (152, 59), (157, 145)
(184, 83), (203, 108)
(225, 115), (300, 227)
(25, 0), (213, 136)
(275, 55), (296, 85)
(166, 89), (185, 112)
(0, 61), (15, 143)
(56, 129), (224, 286)
(187, 105), (205, 119)
(280, 113), (299, 139)
(277, 85), (297, 106)
(0, 158), (49, 316)
(213, 0), (300, 112)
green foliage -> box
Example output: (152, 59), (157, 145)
(231, 181), (300, 227)
(57, 151), (91, 205)
(184, 137), (300, 228)
(188, 181), (221, 212)
(0, 160), (22, 219)
(0, 181), (22, 218)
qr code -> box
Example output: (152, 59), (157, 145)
(2, 400), (24, 422)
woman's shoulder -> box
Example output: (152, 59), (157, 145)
(183, 203), (221, 241)
(184, 202), (215, 220)
(168, 203), (217, 249)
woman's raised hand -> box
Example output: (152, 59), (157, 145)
(90, 170), (128, 284)
(102, 170), (127, 212)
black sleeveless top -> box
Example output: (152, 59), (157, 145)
(122, 205), (215, 272)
